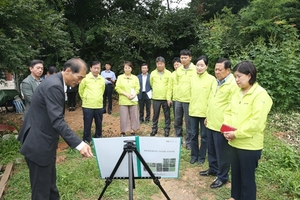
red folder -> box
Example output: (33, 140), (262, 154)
(220, 124), (237, 133)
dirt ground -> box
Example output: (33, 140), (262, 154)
(0, 100), (226, 200)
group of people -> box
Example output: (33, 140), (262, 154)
(119, 49), (273, 200)
(17, 51), (273, 200)
(20, 61), (78, 115)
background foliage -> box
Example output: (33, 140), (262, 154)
(1, 0), (299, 111)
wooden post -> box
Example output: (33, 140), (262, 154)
(0, 162), (14, 200)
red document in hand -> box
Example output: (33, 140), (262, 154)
(220, 124), (237, 133)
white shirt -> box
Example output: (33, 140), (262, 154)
(142, 74), (147, 92)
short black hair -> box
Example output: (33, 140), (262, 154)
(123, 61), (134, 70)
(180, 49), (192, 56)
(196, 55), (208, 66)
(172, 57), (180, 65)
(233, 61), (257, 85)
(30, 60), (44, 68)
(92, 61), (101, 66)
(47, 65), (59, 75)
(141, 63), (148, 68)
(216, 58), (231, 69)
(105, 61), (112, 67)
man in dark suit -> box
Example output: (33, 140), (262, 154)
(17, 58), (93, 200)
(137, 63), (152, 123)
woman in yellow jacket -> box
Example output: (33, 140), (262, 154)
(189, 55), (215, 165)
(115, 61), (140, 137)
(223, 61), (273, 200)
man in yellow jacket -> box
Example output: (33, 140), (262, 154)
(200, 58), (238, 189)
(79, 61), (105, 143)
(150, 56), (172, 137)
(174, 49), (196, 149)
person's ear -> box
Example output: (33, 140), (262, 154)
(64, 67), (72, 74)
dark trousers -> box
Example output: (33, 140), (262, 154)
(207, 128), (230, 182)
(25, 157), (59, 200)
(190, 116), (208, 162)
(152, 100), (170, 133)
(67, 92), (77, 107)
(103, 84), (113, 111)
(138, 92), (151, 122)
(174, 101), (192, 146)
(230, 146), (261, 200)
(82, 107), (103, 142)
(172, 101), (176, 119)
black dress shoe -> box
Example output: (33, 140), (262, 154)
(190, 157), (197, 164)
(150, 132), (156, 136)
(199, 169), (217, 176)
(210, 179), (226, 189)
(198, 159), (205, 165)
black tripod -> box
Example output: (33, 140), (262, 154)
(98, 140), (170, 200)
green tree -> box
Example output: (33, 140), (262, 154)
(57, 0), (198, 74)
(192, 0), (300, 111)
(0, 0), (74, 74)
(190, 0), (249, 20)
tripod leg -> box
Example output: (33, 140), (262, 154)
(134, 149), (171, 200)
(98, 149), (128, 200)
(128, 151), (134, 200)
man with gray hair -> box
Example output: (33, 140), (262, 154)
(18, 58), (93, 200)
(149, 56), (172, 137)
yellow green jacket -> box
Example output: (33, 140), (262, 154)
(150, 69), (172, 100)
(189, 71), (216, 117)
(168, 71), (178, 101)
(115, 74), (140, 105)
(174, 63), (196, 102)
(78, 72), (105, 109)
(223, 82), (273, 150)
(206, 74), (238, 131)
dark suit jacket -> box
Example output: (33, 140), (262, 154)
(18, 72), (82, 166)
(137, 73), (151, 100)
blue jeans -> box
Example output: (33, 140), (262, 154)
(190, 116), (207, 162)
(82, 108), (103, 142)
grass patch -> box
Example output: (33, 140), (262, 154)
(1, 111), (300, 199)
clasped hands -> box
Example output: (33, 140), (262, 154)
(223, 131), (235, 141)
(124, 92), (136, 100)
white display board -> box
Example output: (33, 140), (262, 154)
(93, 136), (181, 179)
